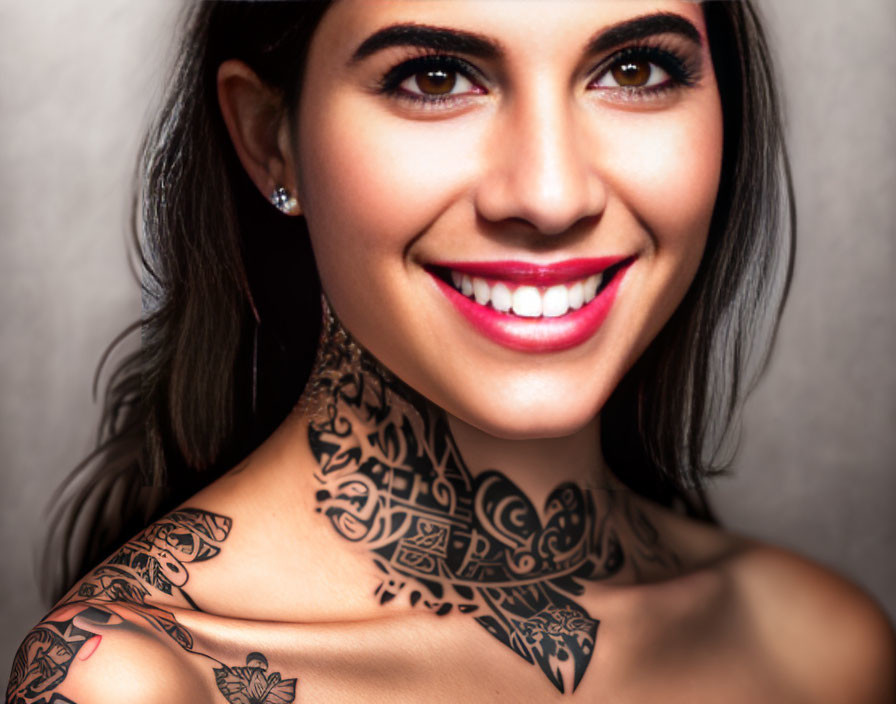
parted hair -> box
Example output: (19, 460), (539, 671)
(44, 1), (794, 604)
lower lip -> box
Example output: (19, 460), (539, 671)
(428, 263), (632, 352)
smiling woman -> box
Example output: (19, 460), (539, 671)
(6, 2), (895, 703)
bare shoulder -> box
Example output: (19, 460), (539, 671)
(6, 601), (213, 704)
(726, 541), (896, 703)
(639, 501), (895, 702)
(645, 504), (896, 704)
(6, 507), (236, 704)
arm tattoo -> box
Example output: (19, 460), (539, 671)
(307, 307), (679, 694)
(7, 510), (298, 704)
(6, 608), (108, 704)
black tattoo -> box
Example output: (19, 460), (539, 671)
(307, 306), (678, 693)
(7, 510), (298, 704)
(214, 653), (297, 704)
(6, 608), (109, 704)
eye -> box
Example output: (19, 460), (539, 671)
(594, 58), (670, 89)
(400, 66), (478, 98)
(589, 46), (696, 96)
(380, 55), (487, 106)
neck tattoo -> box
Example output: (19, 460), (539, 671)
(303, 298), (679, 694)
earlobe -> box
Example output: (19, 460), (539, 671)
(216, 59), (302, 215)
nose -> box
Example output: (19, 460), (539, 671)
(474, 89), (606, 236)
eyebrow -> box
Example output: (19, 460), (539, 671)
(348, 12), (702, 65)
(350, 24), (500, 64)
(586, 12), (702, 55)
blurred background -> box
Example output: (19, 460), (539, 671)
(1, 0), (894, 677)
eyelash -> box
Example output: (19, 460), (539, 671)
(377, 44), (698, 109)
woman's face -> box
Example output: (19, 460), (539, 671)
(293, 0), (723, 439)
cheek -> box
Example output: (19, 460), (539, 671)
(601, 101), (723, 262)
(593, 97), (724, 360)
(297, 97), (481, 281)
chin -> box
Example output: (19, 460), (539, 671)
(442, 388), (604, 441)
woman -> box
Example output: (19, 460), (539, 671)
(7, 1), (894, 702)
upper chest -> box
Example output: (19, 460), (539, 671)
(161, 574), (799, 704)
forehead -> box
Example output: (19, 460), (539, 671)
(315, 0), (708, 61)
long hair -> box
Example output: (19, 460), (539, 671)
(42, 1), (795, 604)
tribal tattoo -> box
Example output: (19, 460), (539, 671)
(7, 509), (297, 704)
(214, 652), (297, 704)
(306, 303), (679, 694)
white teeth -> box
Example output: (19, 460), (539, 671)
(542, 285), (569, 317)
(472, 277), (490, 305)
(491, 282), (512, 312)
(567, 281), (584, 310)
(584, 274), (601, 302)
(512, 286), (542, 317)
(449, 269), (608, 317)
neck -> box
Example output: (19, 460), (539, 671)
(444, 412), (612, 509)
(299, 295), (620, 504)
(294, 297), (678, 693)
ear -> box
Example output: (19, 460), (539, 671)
(216, 59), (302, 215)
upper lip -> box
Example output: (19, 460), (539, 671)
(427, 256), (632, 286)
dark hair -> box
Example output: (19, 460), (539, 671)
(43, 1), (794, 604)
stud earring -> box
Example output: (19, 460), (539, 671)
(270, 186), (300, 215)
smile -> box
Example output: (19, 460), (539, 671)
(426, 257), (634, 352)
(448, 270), (604, 318)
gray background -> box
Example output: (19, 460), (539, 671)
(2, 0), (894, 678)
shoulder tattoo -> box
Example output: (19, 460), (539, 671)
(7, 509), (298, 704)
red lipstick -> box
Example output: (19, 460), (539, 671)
(426, 256), (634, 353)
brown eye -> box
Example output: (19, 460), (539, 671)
(387, 56), (486, 105)
(593, 56), (671, 92)
(415, 69), (457, 95)
(397, 64), (478, 101)
(611, 60), (651, 87)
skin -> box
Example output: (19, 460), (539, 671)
(8, 2), (895, 703)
